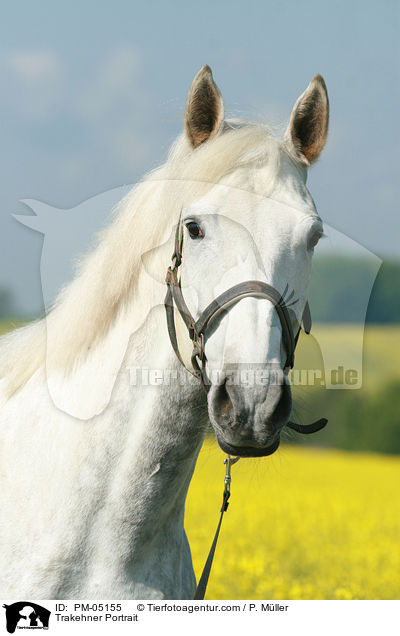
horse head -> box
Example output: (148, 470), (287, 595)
(171, 66), (329, 457)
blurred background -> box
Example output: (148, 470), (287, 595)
(0, 0), (399, 599)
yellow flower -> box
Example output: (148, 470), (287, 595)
(186, 441), (400, 600)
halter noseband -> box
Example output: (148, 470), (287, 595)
(164, 215), (327, 435)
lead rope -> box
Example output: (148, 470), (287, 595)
(193, 455), (240, 600)
(192, 415), (328, 601)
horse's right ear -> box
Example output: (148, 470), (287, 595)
(284, 75), (329, 165)
(184, 65), (225, 148)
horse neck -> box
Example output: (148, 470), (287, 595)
(67, 281), (209, 594)
(114, 300), (208, 517)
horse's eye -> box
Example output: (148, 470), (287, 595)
(307, 230), (323, 250)
(186, 221), (204, 239)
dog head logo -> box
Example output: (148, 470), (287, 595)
(3, 602), (50, 633)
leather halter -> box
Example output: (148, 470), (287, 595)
(164, 215), (327, 434)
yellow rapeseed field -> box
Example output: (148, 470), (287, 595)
(186, 439), (400, 599)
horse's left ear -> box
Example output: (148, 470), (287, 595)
(184, 65), (225, 148)
(285, 75), (329, 165)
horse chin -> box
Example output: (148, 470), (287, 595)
(215, 434), (281, 458)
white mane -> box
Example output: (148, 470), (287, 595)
(0, 123), (282, 399)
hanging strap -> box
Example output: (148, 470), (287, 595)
(194, 456), (240, 600)
(193, 489), (230, 600)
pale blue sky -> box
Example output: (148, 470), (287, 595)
(0, 0), (399, 314)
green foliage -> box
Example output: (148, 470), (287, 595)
(288, 322), (400, 454)
(292, 381), (400, 455)
(309, 256), (400, 323)
(367, 261), (400, 323)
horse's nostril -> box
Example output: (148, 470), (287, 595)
(209, 371), (292, 435)
(212, 379), (233, 422)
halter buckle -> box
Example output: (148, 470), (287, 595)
(223, 455), (240, 496)
(192, 332), (204, 358)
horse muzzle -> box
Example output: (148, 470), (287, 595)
(207, 366), (292, 458)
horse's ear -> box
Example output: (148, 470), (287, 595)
(185, 65), (225, 148)
(285, 75), (329, 165)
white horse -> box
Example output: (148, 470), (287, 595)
(0, 66), (329, 599)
